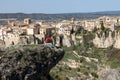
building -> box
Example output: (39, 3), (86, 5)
(84, 20), (96, 31)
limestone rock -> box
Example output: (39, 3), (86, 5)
(99, 68), (120, 80)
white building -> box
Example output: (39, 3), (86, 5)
(4, 33), (20, 47)
(27, 28), (34, 35)
(84, 20), (96, 31)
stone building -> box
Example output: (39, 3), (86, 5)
(40, 24), (55, 36)
(24, 18), (31, 24)
(4, 33), (20, 47)
(84, 20), (96, 31)
(97, 16), (117, 31)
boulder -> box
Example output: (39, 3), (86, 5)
(0, 45), (64, 80)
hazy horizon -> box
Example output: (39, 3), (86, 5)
(0, 10), (120, 14)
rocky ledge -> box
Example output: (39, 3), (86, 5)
(0, 45), (64, 80)
(100, 68), (120, 80)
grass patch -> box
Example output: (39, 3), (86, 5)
(62, 51), (79, 61)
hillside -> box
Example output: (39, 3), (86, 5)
(0, 11), (120, 21)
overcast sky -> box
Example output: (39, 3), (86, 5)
(0, 0), (120, 13)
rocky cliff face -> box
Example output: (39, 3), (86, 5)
(99, 68), (120, 80)
(93, 32), (113, 48)
(0, 45), (64, 80)
(93, 31), (120, 49)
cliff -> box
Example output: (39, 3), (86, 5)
(99, 68), (120, 80)
(0, 45), (64, 80)
(93, 31), (120, 49)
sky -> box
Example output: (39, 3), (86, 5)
(0, 0), (120, 13)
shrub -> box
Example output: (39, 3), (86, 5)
(91, 72), (98, 78)
(80, 57), (86, 63)
(108, 60), (120, 68)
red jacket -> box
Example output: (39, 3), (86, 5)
(45, 37), (52, 43)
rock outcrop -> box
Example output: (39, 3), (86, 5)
(0, 45), (64, 80)
(93, 31), (120, 49)
(93, 32), (113, 48)
(99, 68), (120, 80)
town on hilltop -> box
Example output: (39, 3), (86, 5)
(0, 16), (120, 80)
(0, 16), (120, 49)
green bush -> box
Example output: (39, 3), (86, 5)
(77, 67), (80, 72)
(108, 60), (120, 68)
(80, 57), (86, 63)
(80, 68), (87, 73)
(91, 72), (98, 78)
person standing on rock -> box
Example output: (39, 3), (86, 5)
(44, 34), (54, 47)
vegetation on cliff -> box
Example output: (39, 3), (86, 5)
(0, 45), (64, 80)
(50, 41), (120, 80)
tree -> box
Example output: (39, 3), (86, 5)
(100, 21), (105, 31)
